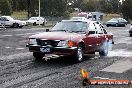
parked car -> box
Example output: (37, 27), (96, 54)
(26, 20), (114, 63)
(70, 17), (87, 20)
(26, 17), (47, 26)
(106, 18), (128, 27)
(129, 24), (132, 37)
(0, 16), (26, 28)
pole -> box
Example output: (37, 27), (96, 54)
(39, 0), (41, 26)
(27, 0), (30, 19)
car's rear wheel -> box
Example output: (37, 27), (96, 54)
(42, 22), (45, 26)
(123, 24), (126, 27)
(33, 22), (36, 26)
(115, 23), (118, 27)
(33, 52), (45, 60)
(99, 41), (108, 56)
(74, 44), (84, 63)
(19, 26), (23, 28)
(13, 23), (19, 28)
(130, 34), (132, 37)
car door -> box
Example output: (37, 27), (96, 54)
(118, 19), (125, 26)
(37, 17), (43, 24)
(94, 22), (105, 47)
(40, 17), (44, 24)
(83, 22), (98, 53)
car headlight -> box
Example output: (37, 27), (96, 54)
(57, 41), (68, 47)
(57, 40), (74, 47)
(28, 39), (37, 45)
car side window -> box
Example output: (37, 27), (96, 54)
(0, 17), (5, 21)
(95, 22), (103, 34)
(118, 19), (122, 22)
(88, 22), (96, 34)
(1, 17), (8, 21)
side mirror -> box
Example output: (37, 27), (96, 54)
(88, 31), (95, 35)
(46, 29), (49, 32)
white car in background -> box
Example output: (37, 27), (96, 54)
(0, 16), (26, 28)
(26, 17), (47, 26)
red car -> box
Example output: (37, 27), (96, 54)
(26, 20), (114, 62)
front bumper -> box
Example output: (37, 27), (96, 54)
(26, 44), (77, 55)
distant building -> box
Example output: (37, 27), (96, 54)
(78, 12), (105, 22)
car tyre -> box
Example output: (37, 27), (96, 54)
(74, 44), (84, 63)
(19, 26), (23, 28)
(33, 52), (45, 60)
(106, 25), (109, 27)
(13, 23), (19, 28)
(130, 34), (132, 37)
(123, 24), (126, 27)
(33, 22), (37, 26)
(42, 22), (45, 26)
(99, 41), (108, 56)
(115, 23), (118, 27)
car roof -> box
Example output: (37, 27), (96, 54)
(1, 16), (11, 18)
(30, 17), (43, 18)
(61, 19), (96, 24)
(1, 16), (14, 20)
(70, 17), (87, 20)
(71, 17), (86, 18)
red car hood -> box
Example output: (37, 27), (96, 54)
(29, 32), (84, 41)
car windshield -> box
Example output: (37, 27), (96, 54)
(78, 14), (87, 18)
(109, 18), (118, 22)
(29, 17), (38, 20)
(51, 21), (88, 33)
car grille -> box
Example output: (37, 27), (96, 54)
(36, 39), (60, 47)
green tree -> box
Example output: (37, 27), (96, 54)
(0, 0), (12, 15)
(41, 0), (68, 16)
(121, 0), (132, 20)
(81, 0), (96, 12)
(109, 0), (120, 13)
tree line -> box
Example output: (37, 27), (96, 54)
(0, 0), (132, 20)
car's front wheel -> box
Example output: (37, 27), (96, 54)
(33, 52), (45, 60)
(74, 44), (84, 63)
(106, 24), (109, 27)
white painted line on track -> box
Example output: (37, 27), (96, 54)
(5, 47), (12, 49)
(94, 76), (116, 80)
(16, 48), (25, 50)
(101, 59), (132, 73)
(15, 33), (35, 36)
(1, 35), (13, 37)
(15, 32), (41, 36)
(108, 49), (132, 57)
